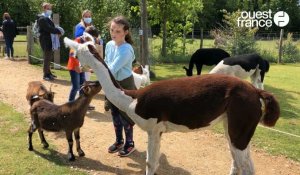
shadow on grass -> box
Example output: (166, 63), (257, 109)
(33, 148), (191, 175)
(265, 84), (300, 120)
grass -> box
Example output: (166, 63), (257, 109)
(0, 102), (87, 175)
(152, 63), (300, 162)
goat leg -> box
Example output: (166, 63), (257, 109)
(38, 129), (49, 148)
(27, 125), (35, 151)
(66, 131), (75, 161)
(74, 128), (85, 157)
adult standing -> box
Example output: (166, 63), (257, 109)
(105, 16), (136, 157)
(38, 2), (61, 81)
(2, 12), (17, 60)
(74, 10), (93, 38)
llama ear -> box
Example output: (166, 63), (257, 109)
(64, 37), (79, 50)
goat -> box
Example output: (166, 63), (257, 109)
(64, 37), (280, 175)
(132, 65), (151, 89)
(26, 81), (54, 106)
(27, 81), (102, 161)
(183, 48), (230, 76)
(209, 53), (270, 90)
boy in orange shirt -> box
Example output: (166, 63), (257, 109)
(67, 26), (99, 102)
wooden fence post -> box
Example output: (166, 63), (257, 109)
(278, 29), (284, 64)
(53, 13), (60, 69)
(27, 25), (34, 64)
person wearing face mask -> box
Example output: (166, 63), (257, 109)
(74, 10), (93, 38)
(37, 2), (61, 81)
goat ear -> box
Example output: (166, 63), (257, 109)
(86, 86), (91, 94)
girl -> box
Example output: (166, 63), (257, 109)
(105, 16), (136, 157)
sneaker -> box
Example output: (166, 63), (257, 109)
(118, 142), (135, 157)
(10, 57), (15, 61)
(43, 75), (54, 81)
(88, 105), (95, 110)
(50, 72), (57, 78)
(4, 56), (9, 60)
(108, 142), (124, 153)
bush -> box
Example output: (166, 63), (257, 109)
(211, 10), (259, 56)
(277, 33), (300, 63)
(259, 50), (277, 63)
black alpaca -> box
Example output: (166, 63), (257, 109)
(183, 48), (230, 76)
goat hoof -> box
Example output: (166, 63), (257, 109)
(78, 150), (85, 157)
(42, 142), (49, 148)
(28, 146), (33, 151)
(68, 153), (75, 161)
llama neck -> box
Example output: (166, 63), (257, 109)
(82, 55), (134, 112)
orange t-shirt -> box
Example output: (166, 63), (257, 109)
(67, 37), (83, 70)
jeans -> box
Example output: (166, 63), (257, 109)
(69, 70), (86, 101)
(4, 37), (14, 57)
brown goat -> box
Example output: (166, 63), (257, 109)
(26, 81), (54, 106)
(28, 81), (102, 161)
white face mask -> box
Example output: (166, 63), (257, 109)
(83, 17), (92, 24)
(45, 10), (52, 17)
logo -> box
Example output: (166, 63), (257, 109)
(273, 11), (289, 27)
(237, 10), (289, 28)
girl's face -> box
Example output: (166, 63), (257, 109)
(110, 21), (128, 45)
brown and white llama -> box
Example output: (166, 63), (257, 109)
(64, 37), (280, 175)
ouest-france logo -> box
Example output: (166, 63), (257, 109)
(237, 10), (289, 28)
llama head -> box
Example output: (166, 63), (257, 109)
(81, 81), (102, 96)
(64, 37), (96, 67)
(183, 66), (192, 76)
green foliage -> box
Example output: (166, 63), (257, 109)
(211, 10), (258, 55)
(148, 0), (203, 58)
(276, 33), (300, 63)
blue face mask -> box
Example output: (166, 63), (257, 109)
(45, 10), (52, 17)
(83, 17), (92, 24)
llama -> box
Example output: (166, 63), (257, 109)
(64, 37), (280, 175)
(183, 48), (230, 76)
(28, 81), (102, 161)
(132, 65), (150, 89)
(209, 53), (270, 90)
(26, 81), (54, 106)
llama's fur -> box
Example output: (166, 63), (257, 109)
(183, 48), (230, 76)
(28, 81), (101, 161)
(209, 53), (270, 89)
(132, 65), (150, 89)
(64, 37), (280, 175)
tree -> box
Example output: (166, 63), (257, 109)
(148, 0), (202, 58)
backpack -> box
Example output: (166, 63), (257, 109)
(32, 19), (40, 38)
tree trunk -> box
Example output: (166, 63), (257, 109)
(140, 0), (149, 66)
(161, 11), (167, 57)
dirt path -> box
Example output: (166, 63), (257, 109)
(0, 58), (299, 175)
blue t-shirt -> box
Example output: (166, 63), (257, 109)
(105, 40), (135, 81)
